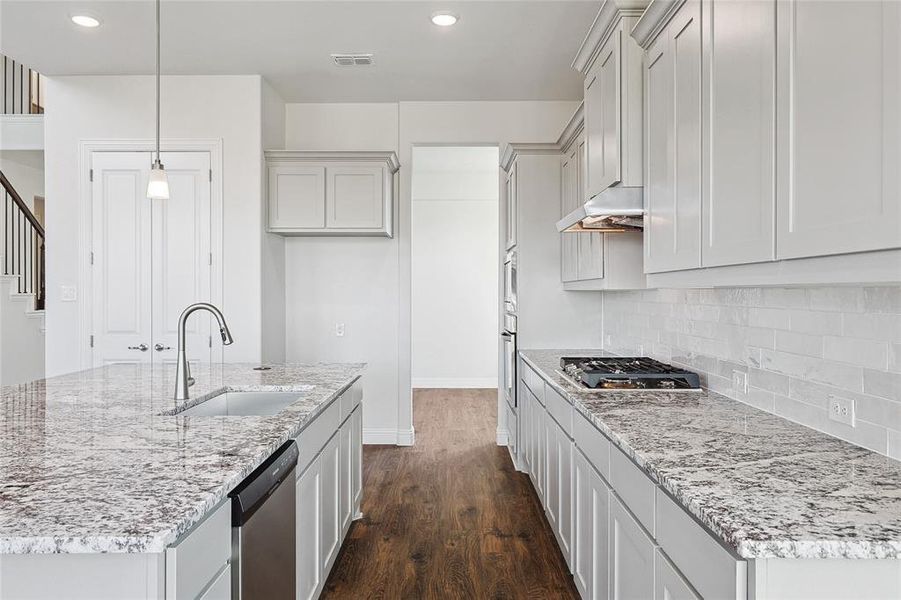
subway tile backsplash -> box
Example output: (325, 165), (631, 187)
(602, 286), (901, 459)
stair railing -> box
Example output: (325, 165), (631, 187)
(1, 54), (44, 114)
(0, 171), (44, 310)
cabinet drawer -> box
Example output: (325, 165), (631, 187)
(656, 488), (747, 600)
(655, 549), (700, 600)
(165, 501), (231, 600)
(339, 381), (362, 423)
(573, 412), (611, 481)
(297, 396), (341, 474)
(198, 563), (231, 600)
(522, 362), (544, 404)
(544, 385), (573, 438)
(610, 446), (656, 536)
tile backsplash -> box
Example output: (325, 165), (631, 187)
(602, 286), (901, 459)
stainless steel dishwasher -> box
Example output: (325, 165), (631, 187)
(230, 440), (298, 599)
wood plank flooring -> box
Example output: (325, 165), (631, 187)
(322, 388), (578, 599)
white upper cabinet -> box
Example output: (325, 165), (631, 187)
(702, 0), (776, 267)
(505, 162), (518, 250)
(776, 0), (900, 259)
(266, 151), (399, 238)
(642, 0), (703, 273)
(575, 2), (646, 200)
(561, 147), (580, 283)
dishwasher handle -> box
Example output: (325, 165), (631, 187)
(230, 440), (299, 526)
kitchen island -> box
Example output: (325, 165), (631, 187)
(517, 349), (901, 600)
(0, 362), (364, 599)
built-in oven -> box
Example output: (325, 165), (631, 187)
(503, 250), (517, 314)
(502, 313), (516, 409)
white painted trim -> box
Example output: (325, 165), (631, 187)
(77, 139), (225, 371)
(362, 427), (416, 446)
(412, 378), (498, 389)
(496, 427), (509, 446)
(0, 114), (43, 150)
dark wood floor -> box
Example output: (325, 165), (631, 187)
(322, 388), (578, 599)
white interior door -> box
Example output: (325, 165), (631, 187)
(91, 151), (213, 368)
(151, 152), (214, 366)
(91, 153), (153, 366)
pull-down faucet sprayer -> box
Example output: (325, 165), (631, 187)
(174, 302), (233, 401)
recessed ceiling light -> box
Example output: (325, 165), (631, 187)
(431, 12), (458, 27)
(71, 14), (101, 28)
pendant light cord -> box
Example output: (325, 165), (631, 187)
(155, 0), (161, 163)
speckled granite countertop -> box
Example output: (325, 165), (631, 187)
(520, 349), (901, 560)
(0, 362), (364, 554)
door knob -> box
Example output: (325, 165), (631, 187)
(154, 344), (173, 352)
(128, 344), (149, 352)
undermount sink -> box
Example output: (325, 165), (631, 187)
(178, 389), (315, 417)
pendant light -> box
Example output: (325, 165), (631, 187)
(147, 0), (169, 199)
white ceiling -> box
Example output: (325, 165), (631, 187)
(0, 0), (599, 102)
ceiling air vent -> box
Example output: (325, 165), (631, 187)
(331, 53), (374, 66)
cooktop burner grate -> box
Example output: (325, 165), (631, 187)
(559, 356), (701, 390)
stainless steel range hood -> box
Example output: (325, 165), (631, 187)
(556, 186), (644, 233)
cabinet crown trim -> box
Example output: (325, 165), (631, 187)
(557, 103), (585, 153)
(264, 150), (400, 173)
(500, 142), (562, 171)
(630, 0), (686, 48)
(572, 0), (650, 73)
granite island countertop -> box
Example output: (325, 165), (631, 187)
(520, 349), (901, 560)
(0, 362), (364, 554)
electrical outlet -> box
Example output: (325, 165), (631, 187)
(829, 396), (856, 426)
(732, 370), (748, 395)
(335, 323), (345, 337)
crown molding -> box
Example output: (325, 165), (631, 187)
(500, 143), (562, 171)
(572, 0), (650, 74)
(630, 0), (686, 49)
(557, 102), (585, 152)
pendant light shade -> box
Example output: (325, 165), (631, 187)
(147, 0), (167, 200)
(147, 160), (170, 199)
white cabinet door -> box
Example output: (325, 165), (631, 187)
(505, 162), (518, 250)
(776, 0), (901, 258)
(654, 550), (700, 600)
(326, 166), (386, 230)
(351, 405), (363, 513)
(702, 0), (776, 267)
(555, 422), (573, 568)
(545, 409), (559, 533)
(534, 397), (547, 501)
(268, 165), (326, 230)
(610, 495), (657, 600)
(644, 1), (703, 273)
(578, 234), (605, 281)
(320, 432), (342, 573)
(561, 150), (580, 283)
(296, 461), (322, 600)
(340, 414), (353, 534)
(586, 31), (623, 197)
(518, 378), (532, 473)
(574, 450), (611, 600)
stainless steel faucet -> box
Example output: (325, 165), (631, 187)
(174, 302), (234, 400)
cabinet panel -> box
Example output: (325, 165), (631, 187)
(578, 233), (606, 281)
(197, 564), (231, 600)
(644, 1), (703, 273)
(351, 405), (363, 512)
(610, 495), (657, 600)
(776, 0), (901, 258)
(326, 166), (385, 230)
(586, 32), (623, 197)
(268, 166), (326, 229)
(545, 408), (559, 531)
(702, 0), (776, 266)
(320, 432), (341, 572)
(574, 449), (611, 600)
(505, 163), (518, 250)
(610, 446), (656, 537)
(555, 423), (573, 567)
(340, 416), (353, 533)
(655, 550), (700, 600)
(561, 151), (580, 282)
(296, 461), (322, 600)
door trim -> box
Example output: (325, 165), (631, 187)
(78, 138), (224, 371)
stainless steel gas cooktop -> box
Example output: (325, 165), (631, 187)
(559, 357), (701, 390)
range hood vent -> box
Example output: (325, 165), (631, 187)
(556, 186), (644, 233)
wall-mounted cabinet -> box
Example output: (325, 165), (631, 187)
(265, 151), (399, 238)
(633, 0), (901, 286)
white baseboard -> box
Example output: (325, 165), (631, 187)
(363, 427), (416, 446)
(412, 377), (498, 389)
(496, 427), (509, 446)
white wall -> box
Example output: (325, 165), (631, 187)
(604, 285), (901, 459)
(260, 79), (287, 363)
(411, 146), (499, 388)
(0, 150), (43, 212)
(44, 75), (265, 376)
(282, 100), (577, 444)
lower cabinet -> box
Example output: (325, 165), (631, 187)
(655, 549), (700, 600)
(573, 449), (610, 600)
(296, 387), (363, 600)
(610, 494), (657, 600)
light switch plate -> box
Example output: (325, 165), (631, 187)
(732, 370), (749, 395)
(335, 323), (345, 337)
(60, 285), (77, 302)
